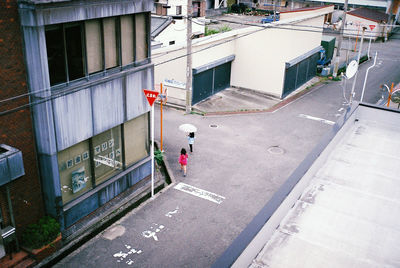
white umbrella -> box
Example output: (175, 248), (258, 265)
(179, 123), (197, 133)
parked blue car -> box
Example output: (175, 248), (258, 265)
(261, 13), (280, 23)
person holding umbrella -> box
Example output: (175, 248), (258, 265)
(188, 132), (195, 153)
(179, 123), (197, 153)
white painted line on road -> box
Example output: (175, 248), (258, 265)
(298, 114), (335, 125)
(174, 182), (226, 204)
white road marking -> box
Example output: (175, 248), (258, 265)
(113, 244), (142, 265)
(165, 207), (179, 218)
(174, 183), (226, 204)
(298, 114), (335, 125)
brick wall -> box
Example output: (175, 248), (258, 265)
(0, 0), (45, 239)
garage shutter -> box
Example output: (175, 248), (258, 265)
(214, 62), (231, 92)
(192, 60), (232, 105)
(192, 68), (213, 105)
(283, 50), (319, 98)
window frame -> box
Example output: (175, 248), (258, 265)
(58, 112), (151, 207)
(45, 13), (151, 90)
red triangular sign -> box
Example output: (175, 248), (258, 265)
(143, 89), (159, 106)
(369, 25), (376, 31)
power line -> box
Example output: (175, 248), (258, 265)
(1, 18), (400, 114)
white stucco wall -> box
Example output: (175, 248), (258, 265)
(152, 6), (330, 102)
(232, 15), (324, 97)
(154, 18), (205, 47)
(344, 14), (384, 40)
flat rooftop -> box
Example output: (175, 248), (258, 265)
(213, 103), (400, 268)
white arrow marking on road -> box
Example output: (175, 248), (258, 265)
(298, 114), (335, 125)
(174, 183), (226, 204)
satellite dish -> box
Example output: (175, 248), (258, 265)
(346, 60), (358, 79)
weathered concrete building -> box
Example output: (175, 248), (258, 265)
(10, 0), (154, 238)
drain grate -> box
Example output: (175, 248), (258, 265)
(267, 146), (285, 155)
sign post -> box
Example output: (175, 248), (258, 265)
(367, 24), (375, 58)
(143, 89), (159, 198)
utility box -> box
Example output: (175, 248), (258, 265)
(321, 36), (336, 62)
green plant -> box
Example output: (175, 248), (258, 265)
(154, 149), (164, 166)
(219, 25), (232, 33)
(22, 216), (60, 249)
(205, 26), (220, 36)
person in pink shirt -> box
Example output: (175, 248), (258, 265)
(179, 148), (188, 177)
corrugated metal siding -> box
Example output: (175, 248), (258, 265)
(64, 194), (99, 227)
(19, 0), (154, 27)
(92, 79), (124, 135)
(283, 51), (319, 98)
(53, 88), (93, 151)
(126, 69), (152, 121)
(32, 102), (58, 155)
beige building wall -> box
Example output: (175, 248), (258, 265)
(232, 16), (324, 97)
(152, 7), (329, 102)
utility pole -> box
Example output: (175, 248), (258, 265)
(185, 0), (193, 114)
(333, 0), (348, 77)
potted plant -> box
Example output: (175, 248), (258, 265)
(21, 216), (62, 262)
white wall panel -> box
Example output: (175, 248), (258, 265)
(92, 79), (124, 135)
(126, 70), (151, 121)
(53, 88), (93, 151)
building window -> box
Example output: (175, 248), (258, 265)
(169, 41), (175, 45)
(65, 24), (85, 80)
(45, 13), (150, 87)
(135, 13), (149, 62)
(57, 112), (150, 205)
(58, 141), (93, 204)
(46, 26), (67, 85)
(103, 17), (119, 69)
(121, 15), (135, 66)
(176, 5), (182, 15)
(85, 20), (103, 74)
(124, 113), (149, 166)
(93, 126), (122, 185)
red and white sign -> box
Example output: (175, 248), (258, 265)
(369, 25), (376, 31)
(143, 89), (159, 106)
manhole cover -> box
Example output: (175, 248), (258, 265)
(267, 146), (285, 155)
(209, 124), (218, 128)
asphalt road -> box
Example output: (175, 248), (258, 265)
(54, 34), (400, 268)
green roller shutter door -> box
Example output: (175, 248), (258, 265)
(283, 51), (318, 98)
(192, 68), (213, 105)
(192, 62), (232, 104)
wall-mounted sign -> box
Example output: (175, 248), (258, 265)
(163, 78), (186, 89)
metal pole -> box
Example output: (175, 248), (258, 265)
(6, 185), (19, 250)
(367, 36), (372, 59)
(333, 0), (348, 77)
(160, 83), (163, 152)
(185, 0), (193, 114)
(360, 51), (377, 102)
(151, 104), (155, 197)
(387, 82), (394, 107)
(349, 26), (366, 104)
